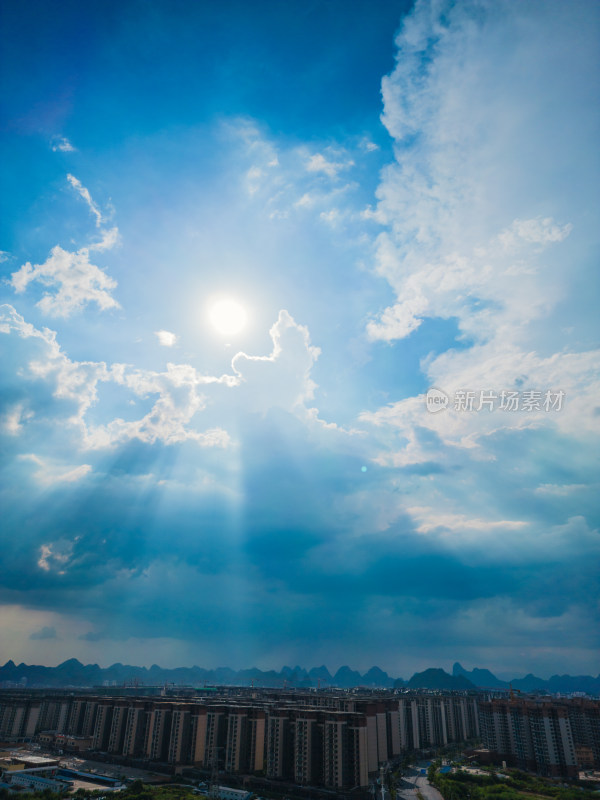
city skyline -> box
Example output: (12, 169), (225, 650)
(1, 0), (599, 677)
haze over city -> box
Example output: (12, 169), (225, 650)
(1, 0), (599, 679)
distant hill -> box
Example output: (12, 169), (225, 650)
(362, 666), (395, 688)
(452, 662), (600, 695)
(453, 662), (508, 688)
(1, 659), (597, 694)
(308, 665), (333, 684)
(407, 668), (476, 690)
(333, 666), (363, 688)
(0, 659), (394, 690)
(512, 673), (600, 695)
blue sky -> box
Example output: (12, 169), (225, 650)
(1, 0), (599, 678)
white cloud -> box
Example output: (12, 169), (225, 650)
(367, 291), (428, 340)
(407, 506), (528, 535)
(319, 208), (342, 225)
(532, 483), (589, 497)
(37, 539), (75, 574)
(360, 346), (600, 468)
(362, 0), (600, 463)
(9, 174), (120, 317)
(88, 227), (120, 252)
(226, 119), (281, 196)
(51, 136), (75, 153)
(366, 220), (571, 344)
(360, 138), (379, 153)
(10, 244), (120, 317)
(295, 192), (315, 208)
(88, 362), (234, 449)
(67, 173), (103, 227)
(226, 120), (370, 230)
(232, 309), (321, 414)
(20, 454), (92, 485)
(498, 217), (573, 250)
(1, 304), (115, 441)
(1, 304), (347, 458)
(306, 152), (354, 178)
(0, 251), (10, 263)
(1, 403), (32, 435)
(155, 329), (178, 347)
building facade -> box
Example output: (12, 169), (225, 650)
(479, 698), (600, 777)
(4, 689), (595, 786)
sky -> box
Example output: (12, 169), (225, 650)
(0, 0), (599, 680)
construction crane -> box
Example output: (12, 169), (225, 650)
(509, 684), (522, 701)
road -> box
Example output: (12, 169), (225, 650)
(396, 768), (445, 800)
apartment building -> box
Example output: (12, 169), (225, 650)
(81, 700), (99, 737)
(145, 704), (172, 761)
(107, 704), (129, 753)
(266, 711), (292, 778)
(191, 705), (228, 768)
(92, 701), (113, 751)
(322, 715), (351, 788)
(394, 694), (479, 750)
(168, 704), (192, 764)
(123, 704), (148, 757)
(6, 689), (595, 787)
(67, 699), (86, 736)
(567, 698), (600, 768)
(479, 698), (600, 776)
(293, 711), (322, 785)
(0, 700), (27, 739)
(247, 707), (266, 773)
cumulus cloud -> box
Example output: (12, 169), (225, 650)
(155, 329), (178, 347)
(363, 0), (600, 464)
(9, 175), (120, 317)
(10, 244), (120, 317)
(87, 360), (241, 449)
(1, 303), (333, 455)
(0, 304), (231, 450)
(370, 0), (596, 339)
(232, 310), (321, 414)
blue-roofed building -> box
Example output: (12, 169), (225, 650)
(7, 772), (71, 792)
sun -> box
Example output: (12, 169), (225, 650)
(208, 297), (247, 336)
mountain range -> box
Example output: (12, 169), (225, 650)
(0, 659), (598, 695)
